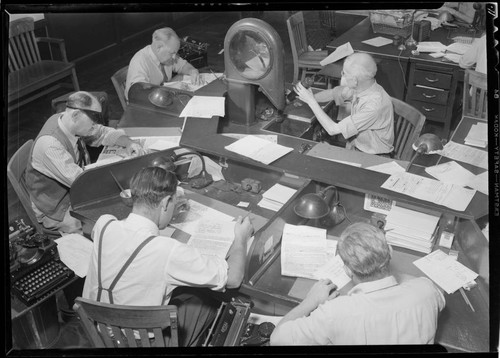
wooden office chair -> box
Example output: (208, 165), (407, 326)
(8, 17), (80, 112)
(286, 11), (341, 88)
(111, 65), (129, 111)
(7, 140), (60, 238)
(463, 69), (487, 120)
(73, 297), (179, 348)
(392, 97), (426, 161)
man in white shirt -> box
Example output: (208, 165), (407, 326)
(270, 222), (445, 345)
(125, 27), (203, 103)
(294, 53), (394, 156)
(83, 167), (253, 346)
(25, 91), (144, 234)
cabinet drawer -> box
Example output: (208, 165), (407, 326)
(413, 70), (452, 90)
(408, 86), (449, 105)
(408, 100), (447, 121)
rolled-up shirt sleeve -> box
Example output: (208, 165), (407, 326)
(83, 125), (127, 148)
(165, 242), (228, 291)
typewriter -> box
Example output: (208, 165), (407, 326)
(203, 299), (275, 346)
(9, 220), (75, 306)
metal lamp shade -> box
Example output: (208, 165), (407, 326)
(294, 193), (330, 219)
(412, 133), (444, 154)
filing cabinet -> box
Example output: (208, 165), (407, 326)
(406, 62), (459, 139)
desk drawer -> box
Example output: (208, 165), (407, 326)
(408, 100), (447, 122)
(413, 70), (452, 90)
(408, 86), (449, 105)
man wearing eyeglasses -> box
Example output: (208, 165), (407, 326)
(25, 91), (145, 234)
(294, 53), (394, 157)
(125, 27), (203, 103)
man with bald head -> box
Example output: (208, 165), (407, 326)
(125, 27), (202, 102)
(25, 91), (144, 234)
(294, 52), (395, 156)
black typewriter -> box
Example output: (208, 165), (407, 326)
(9, 220), (75, 306)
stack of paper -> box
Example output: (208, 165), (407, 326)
(446, 42), (472, 55)
(258, 183), (297, 211)
(187, 219), (236, 259)
(179, 96), (225, 118)
(440, 141), (488, 169)
(413, 250), (479, 294)
(425, 161), (475, 187)
(384, 206), (440, 254)
(464, 122), (487, 148)
(416, 41), (447, 53)
(224, 135), (294, 165)
(281, 223), (327, 279)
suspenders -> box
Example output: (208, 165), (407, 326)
(96, 219), (157, 304)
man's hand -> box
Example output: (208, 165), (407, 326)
(189, 69), (204, 86)
(303, 279), (339, 309)
(234, 215), (254, 243)
(294, 82), (317, 106)
(125, 141), (145, 157)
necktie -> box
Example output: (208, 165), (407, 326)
(76, 138), (90, 168)
(159, 63), (168, 83)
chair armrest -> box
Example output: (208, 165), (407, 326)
(36, 37), (69, 62)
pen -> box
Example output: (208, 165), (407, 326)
(109, 171), (125, 192)
(459, 287), (475, 312)
(209, 69), (220, 80)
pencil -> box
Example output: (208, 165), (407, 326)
(209, 69), (220, 80)
(109, 171), (125, 192)
(459, 288), (475, 312)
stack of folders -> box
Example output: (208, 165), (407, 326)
(464, 122), (487, 148)
(258, 183), (297, 212)
(384, 206), (440, 254)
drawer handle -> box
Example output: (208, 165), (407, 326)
(422, 93), (436, 99)
(422, 106), (435, 112)
(424, 77), (439, 83)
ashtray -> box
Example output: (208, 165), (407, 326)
(148, 87), (174, 108)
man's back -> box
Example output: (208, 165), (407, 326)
(270, 276), (445, 345)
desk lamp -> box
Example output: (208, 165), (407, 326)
(151, 148), (213, 189)
(294, 186), (345, 227)
(405, 133), (444, 172)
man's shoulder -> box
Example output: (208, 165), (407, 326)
(130, 45), (152, 63)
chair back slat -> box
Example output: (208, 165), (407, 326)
(27, 31), (42, 62)
(463, 69), (487, 119)
(123, 328), (137, 347)
(96, 322), (115, 347)
(111, 65), (129, 111)
(9, 17), (41, 71)
(152, 328), (164, 347)
(9, 39), (25, 71)
(391, 97), (426, 161)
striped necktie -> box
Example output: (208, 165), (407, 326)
(159, 63), (168, 83)
(76, 138), (91, 168)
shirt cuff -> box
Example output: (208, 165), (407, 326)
(338, 116), (358, 139)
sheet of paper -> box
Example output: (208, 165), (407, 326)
(262, 183), (297, 203)
(416, 41), (447, 53)
(222, 133), (278, 144)
(187, 219), (236, 259)
(361, 36), (393, 47)
(467, 171), (488, 195)
(313, 155), (363, 167)
(320, 42), (354, 66)
(425, 161), (476, 187)
(179, 96), (225, 118)
(464, 123), (487, 148)
(84, 156), (123, 170)
(381, 172), (476, 211)
(281, 224), (327, 279)
(313, 255), (351, 289)
(187, 155), (225, 182)
(247, 313), (283, 326)
(413, 250), (478, 294)
(169, 199), (233, 236)
(446, 42), (472, 55)
(224, 135), (294, 165)
(443, 53), (461, 63)
(55, 234), (93, 278)
(429, 52), (445, 58)
(440, 141), (488, 169)
(366, 161), (405, 175)
(162, 72), (223, 92)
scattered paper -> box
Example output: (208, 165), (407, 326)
(187, 219), (236, 259)
(258, 183), (297, 211)
(361, 36), (393, 47)
(281, 224), (327, 279)
(162, 72), (222, 93)
(84, 156), (123, 170)
(313, 155), (362, 167)
(237, 201), (250, 208)
(222, 133), (278, 144)
(467, 171), (488, 195)
(320, 42), (353, 66)
(179, 96), (225, 118)
(416, 41), (447, 53)
(247, 313), (283, 326)
(366, 161), (405, 175)
(413, 250), (478, 294)
(225, 135), (293, 165)
(446, 42), (472, 55)
(313, 255), (351, 289)
(443, 53), (461, 63)
(381, 172), (476, 211)
(429, 52), (446, 58)
(425, 161), (476, 187)
(440, 141), (488, 169)
(55, 234), (93, 278)
(464, 122), (487, 148)
(187, 155), (225, 182)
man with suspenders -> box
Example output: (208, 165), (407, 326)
(82, 167), (253, 346)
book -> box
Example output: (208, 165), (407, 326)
(283, 102), (316, 123)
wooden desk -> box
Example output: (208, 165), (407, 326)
(326, 17), (463, 139)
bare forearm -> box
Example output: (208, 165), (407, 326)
(225, 239), (247, 288)
(277, 299), (317, 327)
(308, 101), (341, 136)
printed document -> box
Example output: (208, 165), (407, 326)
(413, 250), (478, 294)
(366, 161), (405, 175)
(179, 96), (225, 118)
(381, 172), (476, 211)
(281, 223), (327, 279)
(464, 122), (487, 148)
(187, 219), (235, 259)
(225, 135), (293, 165)
(320, 42), (354, 66)
(362, 36), (393, 47)
(222, 133), (278, 143)
(467, 171), (488, 195)
(440, 141), (488, 169)
(162, 72), (222, 92)
(313, 254), (352, 289)
(258, 183), (297, 211)
(425, 161), (476, 187)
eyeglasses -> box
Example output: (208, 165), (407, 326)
(67, 105), (103, 124)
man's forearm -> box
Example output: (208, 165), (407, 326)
(225, 239), (247, 288)
(277, 299), (318, 326)
(179, 62), (197, 75)
(308, 101), (341, 136)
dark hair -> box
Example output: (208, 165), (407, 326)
(130, 167), (177, 207)
(338, 222), (391, 280)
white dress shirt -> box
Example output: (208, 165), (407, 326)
(270, 275), (445, 345)
(83, 213), (229, 306)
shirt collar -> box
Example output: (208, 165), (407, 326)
(355, 80), (378, 99)
(348, 275), (398, 295)
(147, 45), (161, 67)
(125, 212), (160, 236)
(58, 114), (78, 146)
